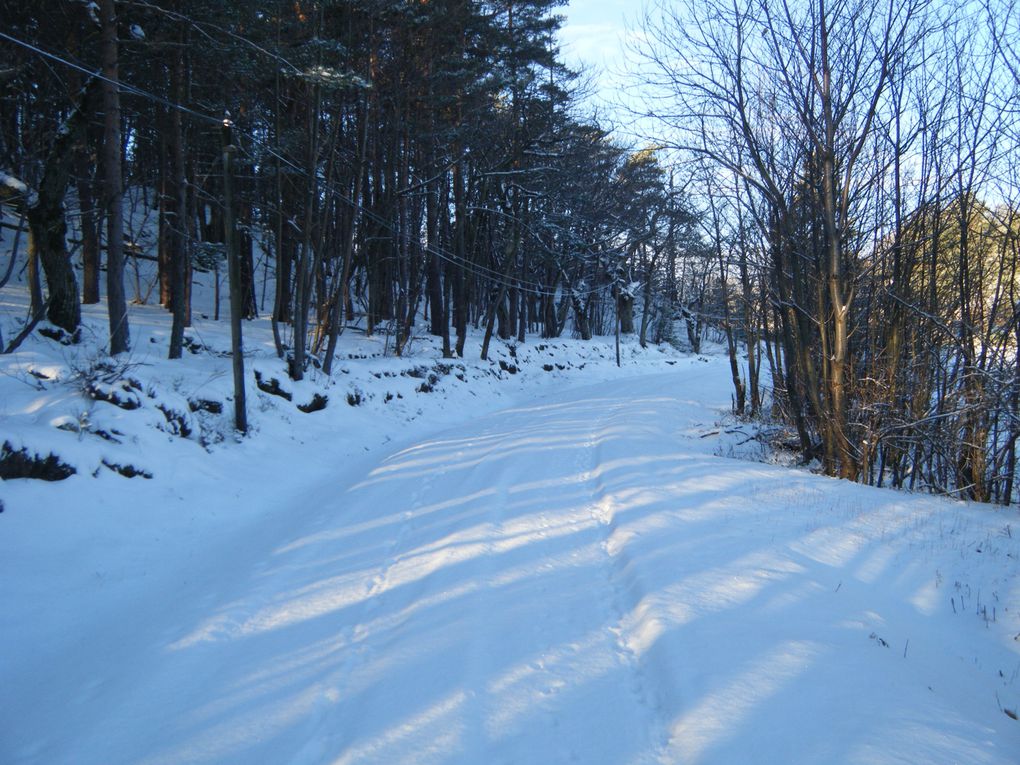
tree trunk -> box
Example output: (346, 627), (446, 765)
(292, 82), (322, 379)
(618, 291), (635, 334)
(101, 0), (129, 354)
(167, 29), (189, 360)
(222, 119), (247, 433)
(452, 161), (468, 356)
(427, 180), (445, 339)
(323, 98), (369, 374)
(27, 81), (99, 335)
(481, 229), (519, 361)
(75, 147), (101, 305)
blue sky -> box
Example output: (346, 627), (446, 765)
(556, 1), (650, 141)
(558, 0), (630, 68)
(557, 1), (630, 107)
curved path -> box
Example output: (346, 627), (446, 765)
(6, 365), (1020, 764)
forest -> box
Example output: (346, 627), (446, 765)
(2, 0), (1020, 505)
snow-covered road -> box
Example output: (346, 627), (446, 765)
(4, 363), (1020, 764)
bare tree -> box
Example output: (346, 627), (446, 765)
(636, 0), (935, 477)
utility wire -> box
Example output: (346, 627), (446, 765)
(0, 29), (627, 299)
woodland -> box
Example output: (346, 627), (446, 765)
(3, 0), (1020, 505)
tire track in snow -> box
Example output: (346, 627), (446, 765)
(462, 468), (510, 762)
(578, 402), (671, 763)
(329, 393), (689, 763)
(329, 448), (444, 746)
(335, 427), (529, 763)
(452, 430), (585, 763)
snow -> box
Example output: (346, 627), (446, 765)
(81, 0), (99, 25)
(1, 287), (1019, 763)
(0, 170), (34, 207)
(0, 170), (28, 195)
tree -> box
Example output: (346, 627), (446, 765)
(637, 0), (933, 476)
(100, 0), (129, 354)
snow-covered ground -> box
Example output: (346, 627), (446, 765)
(2, 290), (1019, 764)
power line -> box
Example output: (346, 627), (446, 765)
(0, 30), (226, 129)
(0, 29), (621, 299)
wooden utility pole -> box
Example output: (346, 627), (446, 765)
(222, 116), (247, 434)
(614, 282), (621, 368)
